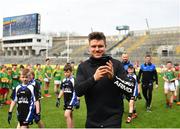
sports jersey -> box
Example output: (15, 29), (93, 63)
(164, 70), (176, 81)
(35, 69), (44, 84)
(11, 84), (38, 123)
(127, 74), (138, 97)
(44, 65), (53, 78)
(12, 69), (20, 89)
(61, 76), (78, 108)
(29, 79), (41, 99)
(53, 69), (62, 81)
(0, 71), (10, 88)
(122, 61), (133, 71)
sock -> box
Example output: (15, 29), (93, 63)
(44, 90), (48, 94)
(133, 109), (136, 113)
(166, 99), (169, 105)
(128, 113), (132, 117)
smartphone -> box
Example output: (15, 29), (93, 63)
(100, 56), (111, 66)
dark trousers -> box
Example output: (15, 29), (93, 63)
(142, 83), (153, 107)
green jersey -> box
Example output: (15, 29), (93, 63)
(164, 70), (176, 81)
(53, 69), (62, 81)
(44, 65), (53, 78)
(0, 71), (10, 88)
(35, 69), (44, 82)
(12, 69), (20, 88)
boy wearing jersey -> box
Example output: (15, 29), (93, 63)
(44, 58), (53, 97)
(35, 64), (44, 87)
(12, 64), (20, 89)
(53, 64), (62, 97)
(8, 69), (40, 128)
(29, 70), (45, 128)
(56, 64), (79, 128)
(0, 66), (11, 105)
(126, 65), (139, 123)
(163, 61), (177, 108)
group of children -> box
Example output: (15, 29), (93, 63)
(125, 60), (180, 124)
(0, 59), (80, 128)
(0, 59), (179, 128)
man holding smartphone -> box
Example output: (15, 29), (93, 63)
(75, 32), (134, 128)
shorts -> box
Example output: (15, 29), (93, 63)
(64, 104), (73, 110)
(175, 80), (179, 87)
(44, 78), (50, 82)
(54, 80), (61, 85)
(19, 121), (32, 126)
(0, 88), (9, 95)
(126, 94), (136, 101)
(164, 82), (176, 91)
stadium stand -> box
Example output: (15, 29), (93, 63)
(0, 26), (179, 65)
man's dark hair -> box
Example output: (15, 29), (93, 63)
(64, 64), (72, 72)
(145, 54), (151, 58)
(45, 58), (50, 62)
(88, 32), (106, 46)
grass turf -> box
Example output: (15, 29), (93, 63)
(0, 74), (180, 128)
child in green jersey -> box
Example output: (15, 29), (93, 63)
(163, 61), (177, 108)
(43, 58), (53, 97)
(12, 64), (20, 89)
(53, 64), (62, 97)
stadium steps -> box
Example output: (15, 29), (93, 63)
(176, 46), (180, 54)
(107, 36), (128, 52)
(70, 45), (87, 57)
(126, 35), (149, 55)
(152, 56), (160, 65)
(115, 36), (131, 48)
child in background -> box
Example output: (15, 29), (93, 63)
(29, 70), (45, 128)
(35, 64), (44, 87)
(11, 64), (20, 89)
(56, 64), (79, 128)
(126, 65), (139, 123)
(0, 65), (11, 105)
(53, 64), (62, 97)
(43, 58), (53, 97)
(8, 69), (40, 128)
(163, 61), (177, 108)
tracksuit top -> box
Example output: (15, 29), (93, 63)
(138, 63), (158, 85)
(75, 56), (127, 128)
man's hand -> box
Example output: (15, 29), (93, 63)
(94, 60), (114, 81)
(56, 98), (60, 108)
(106, 60), (114, 80)
(8, 112), (12, 124)
(94, 66), (108, 81)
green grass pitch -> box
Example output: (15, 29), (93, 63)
(0, 74), (180, 128)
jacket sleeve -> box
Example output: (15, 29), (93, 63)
(153, 69), (158, 85)
(137, 69), (142, 83)
(113, 61), (135, 95)
(74, 63), (96, 97)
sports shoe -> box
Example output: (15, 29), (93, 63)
(39, 96), (44, 100)
(44, 94), (51, 97)
(146, 107), (151, 112)
(176, 102), (180, 105)
(126, 117), (132, 123)
(5, 100), (11, 105)
(132, 113), (138, 119)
